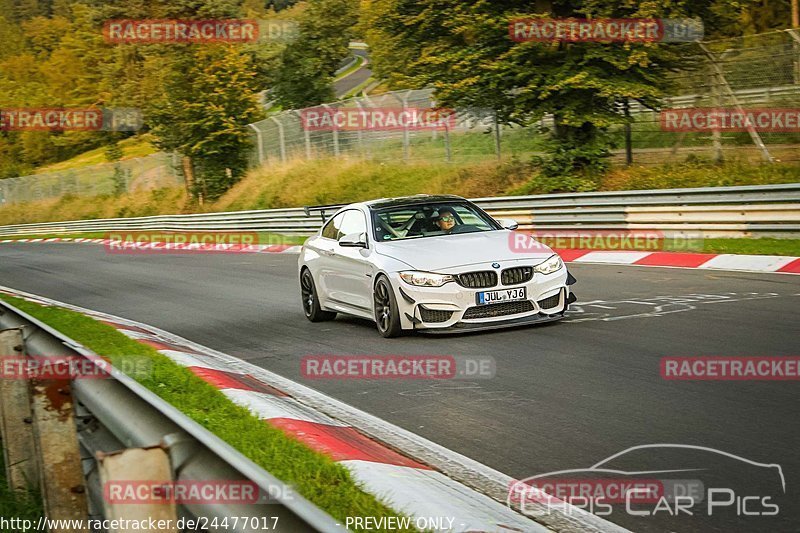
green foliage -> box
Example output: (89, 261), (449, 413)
(362, 0), (760, 176)
(271, 0), (358, 107)
(148, 45), (265, 200)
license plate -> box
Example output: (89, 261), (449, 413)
(476, 287), (527, 305)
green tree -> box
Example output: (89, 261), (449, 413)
(148, 45), (265, 200)
(271, 0), (358, 107)
(364, 0), (741, 181)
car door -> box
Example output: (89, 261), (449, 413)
(326, 209), (373, 313)
(314, 211), (345, 300)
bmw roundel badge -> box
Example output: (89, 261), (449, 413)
(492, 262), (501, 269)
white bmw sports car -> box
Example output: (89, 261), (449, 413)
(298, 195), (576, 338)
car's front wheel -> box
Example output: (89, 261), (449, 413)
(300, 269), (336, 322)
(373, 276), (403, 338)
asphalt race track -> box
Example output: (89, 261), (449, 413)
(2, 243), (798, 533)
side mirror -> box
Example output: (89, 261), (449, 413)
(496, 218), (519, 230)
(339, 232), (368, 248)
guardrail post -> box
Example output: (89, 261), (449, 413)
(0, 328), (39, 493)
(29, 361), (89, 530)
(98, 447), (178, 532)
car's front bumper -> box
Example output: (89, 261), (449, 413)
(391, 263), (575, 333)
(421, 310), (567, 334)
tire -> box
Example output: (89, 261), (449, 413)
(300, 269), (336, 322)
(373, 276), (403, 338)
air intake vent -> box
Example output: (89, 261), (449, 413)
(419, 307), (453, 323)
(456, 271), (497, 289)
(463, 300), (534, 319)
(501, 266), (533, 285)
(537, 291), (562, 310)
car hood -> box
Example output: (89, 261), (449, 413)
(375, 230), (555, 271)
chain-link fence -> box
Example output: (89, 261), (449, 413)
(0, 153), (184, 205)
(620, 30), (800, 165)
(249, 29), (800, 168)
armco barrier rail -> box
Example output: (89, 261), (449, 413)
(0, 183), (799, 239)
(0, 299), (346, 533)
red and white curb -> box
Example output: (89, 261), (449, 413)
(0, 237), (301, 254)
(0, 286), (628, 533)
(553, 249), (800, 274)
(2, 237), (798, 274)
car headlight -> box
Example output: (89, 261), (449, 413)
(399, 271), (454, 287)
(534, 255), (564, 276)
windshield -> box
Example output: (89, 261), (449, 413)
(372, 202), (499, 241)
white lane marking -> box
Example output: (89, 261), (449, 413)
(566, 292), (783, 322)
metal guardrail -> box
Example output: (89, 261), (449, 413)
(0, 183), (798, 238)
(0, 299), (346, 533)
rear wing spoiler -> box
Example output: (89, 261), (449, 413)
(303, 203), (344, 223)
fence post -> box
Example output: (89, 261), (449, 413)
(493, 110), (502, 161)
(443, 118), (452, 163)
(394, 91), (412, 161)
(295, 110), (312, 160)
(354, 101), (370, 160)
(248, 123), (265, 165)
(623, 99), (633, 166)
(788, 29), (800, 85)
(709, 61), (724, 163)
(321, 104), (339, 157)
(699, 43), (773, 163)
(269, 117), (287, 163)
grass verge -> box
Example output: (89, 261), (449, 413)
(687, 238), (800, 257)
(0, 448), (43, 529)
(34, 137), (158, 173)
(0, 294), (416, 532)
